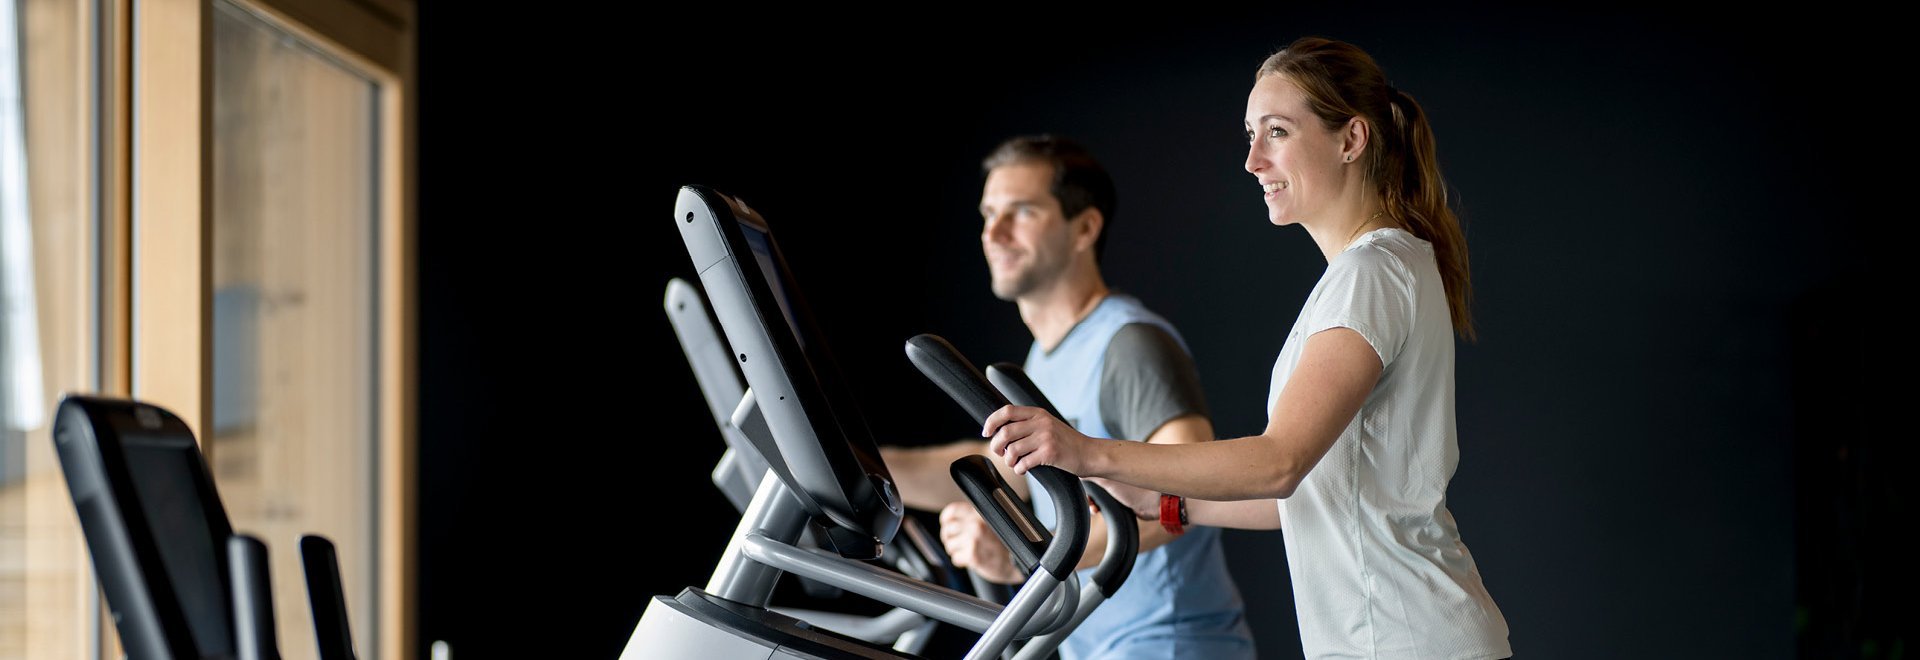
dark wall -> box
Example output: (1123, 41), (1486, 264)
(417, 8), (1898, 659)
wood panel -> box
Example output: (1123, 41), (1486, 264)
(131, 0), (212, 435)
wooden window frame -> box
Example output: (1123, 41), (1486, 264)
(128, 0), (414, 657)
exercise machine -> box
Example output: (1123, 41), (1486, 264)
(664, 277), (955, 652)
(624, 185), (1134, 659)
(51, 394), (362, 660)
(666, 279), (1139, 657)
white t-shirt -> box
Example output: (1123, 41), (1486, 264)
(1267, 228), (1511, 659)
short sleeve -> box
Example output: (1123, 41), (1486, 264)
(1301, 244), (1417, 368)
(1098, 323), (1211, 441)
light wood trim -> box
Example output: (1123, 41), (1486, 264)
(274, 0), (406, 71)
(376, 57), (418, 660)
(101, 2), (135, 657)
(131, 0), (212, 435)
(235, 0), (408, 79)
(102, 0), (133, 398)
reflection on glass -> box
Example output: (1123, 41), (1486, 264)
(3, 0), (97, 658)
(211, 3), (379, 658)
(2, 1), (44, 441)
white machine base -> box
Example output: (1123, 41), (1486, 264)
(622, 590), (912, 660)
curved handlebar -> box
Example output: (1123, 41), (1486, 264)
(904, 335), (1089, 580)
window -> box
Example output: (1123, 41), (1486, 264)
(209, 3), (383, 655)
(3, 1), (412, 658)
(2, 0), (107, 656)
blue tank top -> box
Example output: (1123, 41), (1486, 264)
(1023, 293), (1255, 660)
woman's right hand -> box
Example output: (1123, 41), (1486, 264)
(984, 404), (1095, 476)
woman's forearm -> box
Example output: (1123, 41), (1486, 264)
(1090, 434), (1306, 501)
(1186, 497), (1282, 530)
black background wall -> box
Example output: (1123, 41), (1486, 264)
(416, 7), (1902, 659)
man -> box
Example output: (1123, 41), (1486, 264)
(882, 136), (1255, 659)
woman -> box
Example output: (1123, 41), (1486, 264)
(982, 37), (1512, 659)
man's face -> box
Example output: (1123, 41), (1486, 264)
(980, 162), (1075, 301)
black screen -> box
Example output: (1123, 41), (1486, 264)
(732, 204), (876, 466)
(738, 220), (803, 350)
(122, 437), (234, 655)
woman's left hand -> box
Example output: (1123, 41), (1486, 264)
(1086, 476), (1162, 520)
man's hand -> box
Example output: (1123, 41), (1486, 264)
(938, 501), (1024, 584)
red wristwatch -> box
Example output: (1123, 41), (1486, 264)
(1159, 494), (1186, 535)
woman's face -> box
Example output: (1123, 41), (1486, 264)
(1244, 74), (1350, 227)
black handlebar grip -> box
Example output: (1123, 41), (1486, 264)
(905, 334), (1089, 578)
(949, 454), (1048, 575)
(906, 335), (1003, 422)
(985, 363), (1063, 421)
(228, 534), (281, 660)
(1080, 481), (1138, 597)
(990, 362), (1140, 597)
(301, 535), (359, 660)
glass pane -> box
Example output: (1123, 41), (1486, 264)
(3, 0), (99, 658)
(210, 3), (378, 659)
